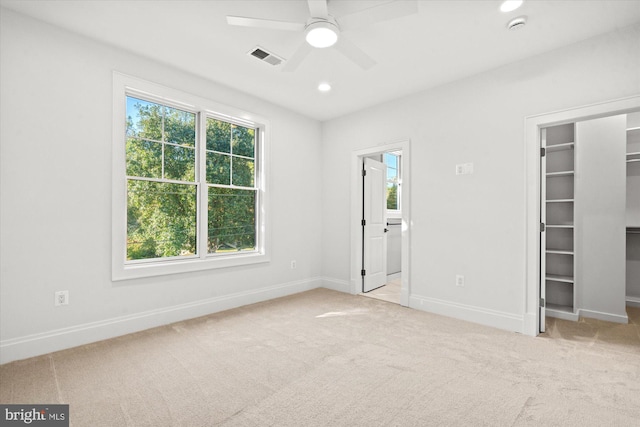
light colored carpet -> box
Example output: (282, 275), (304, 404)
(1, 288), (640, 426)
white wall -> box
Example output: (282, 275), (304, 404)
(321, 24), (640, 332)
(575, 116), (627, 322)
(0, 9), (323, 363)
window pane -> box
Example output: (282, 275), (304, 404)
(126, 138), (162, 178)
(127, 180), (197, 260)
(164, 106), (195, 146)
(232, 157), (255, 187)
(386, 183), (398, 210)
(165, 145), (195, 182)
(206, 152), (231, 185)
(206, 118), (231, 153)
(208, 188), (256, 253)
(384, 153), (397, 169)
(231, 125), (255, 158)
(126, 96), (163, 141)
(387, 167), (398, 181)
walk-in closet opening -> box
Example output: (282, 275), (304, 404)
(534, 102), (640, 334)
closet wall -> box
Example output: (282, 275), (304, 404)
(627, 113), (640, 301)
(575, 116), (627, 320)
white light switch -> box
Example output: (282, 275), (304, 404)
(456, 163), (474, 175)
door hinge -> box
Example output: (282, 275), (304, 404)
(361, 269), (366, 276)
(540, 222), (545, 232)
(361, 219), (366, 226)
(540, 147), (546, 157)
(362, 169), (366, 176)
(540, 297), (545, 307)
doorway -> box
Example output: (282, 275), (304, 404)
(524, 95), (640, 336)
(350, 140), (411, 307)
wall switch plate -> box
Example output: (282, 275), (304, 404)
(455, 163), (474, 175)
(290, 260), (297, 269)
(55, 290), (69, 306)
(456, 275), (465, 287)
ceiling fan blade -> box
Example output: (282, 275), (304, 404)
(334, 37), (376, 70)
(226, 16), (305, 32)
(307, 0), (329, 18)
(337, 0), (418, 32)
(281, 42), (313, 72)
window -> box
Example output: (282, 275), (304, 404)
(126, 97), (198, 260)
(384, 152), (401, 212)
(113, 73), (268, 280)
(205, 118), (257, 254)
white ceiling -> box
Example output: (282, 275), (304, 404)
(2, 0), (640, 121)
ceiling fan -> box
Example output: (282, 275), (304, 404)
(226, 0), (418, 71)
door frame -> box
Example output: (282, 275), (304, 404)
(350, 139), (411, 306)
(524, 95), (640, 336)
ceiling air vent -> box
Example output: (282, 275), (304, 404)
(248, 46), (283, 66)
(507, 16), (527, 30)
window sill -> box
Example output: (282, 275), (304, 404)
(112, 252), (270, 281)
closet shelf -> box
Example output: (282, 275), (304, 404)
(546, 142), (575, 152)
(546, 171), (574, 177)
(546, 199), (574, 203)
(546, 249), (574, 255)
(627, 159), (640, 164)
(546, 274), (574, 283)
(542, 123), (576, 319)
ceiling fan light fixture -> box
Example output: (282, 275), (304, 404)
(500, 0), (523, 13)
(318, 82), (332, 92)
(305, 20), (339, 48)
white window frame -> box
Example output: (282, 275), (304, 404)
(112, 72), (270, 281)
(384, 151), (402, 215)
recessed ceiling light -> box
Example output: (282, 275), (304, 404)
(318, 82), (332, 92)
(500, 0), (523, 13)
(305, 21), (339, 48)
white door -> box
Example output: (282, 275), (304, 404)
(539, 129), (547, 333)
(363, 157), (387, 292)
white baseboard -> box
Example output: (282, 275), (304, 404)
(578, 308), (629, 324)
(523, 312), (539, 337)
(409, 294), (524, 334)
(320, 277), (350, 293)
(386, 272), (401, 281)
(545, 307), (580, 322)
(626, 295), (640, 307)
(0, 277), (323, 365)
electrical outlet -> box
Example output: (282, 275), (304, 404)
(456, 275), (465, 287)
(290, 260), (297, 269)
(55, 290), (69, 306)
